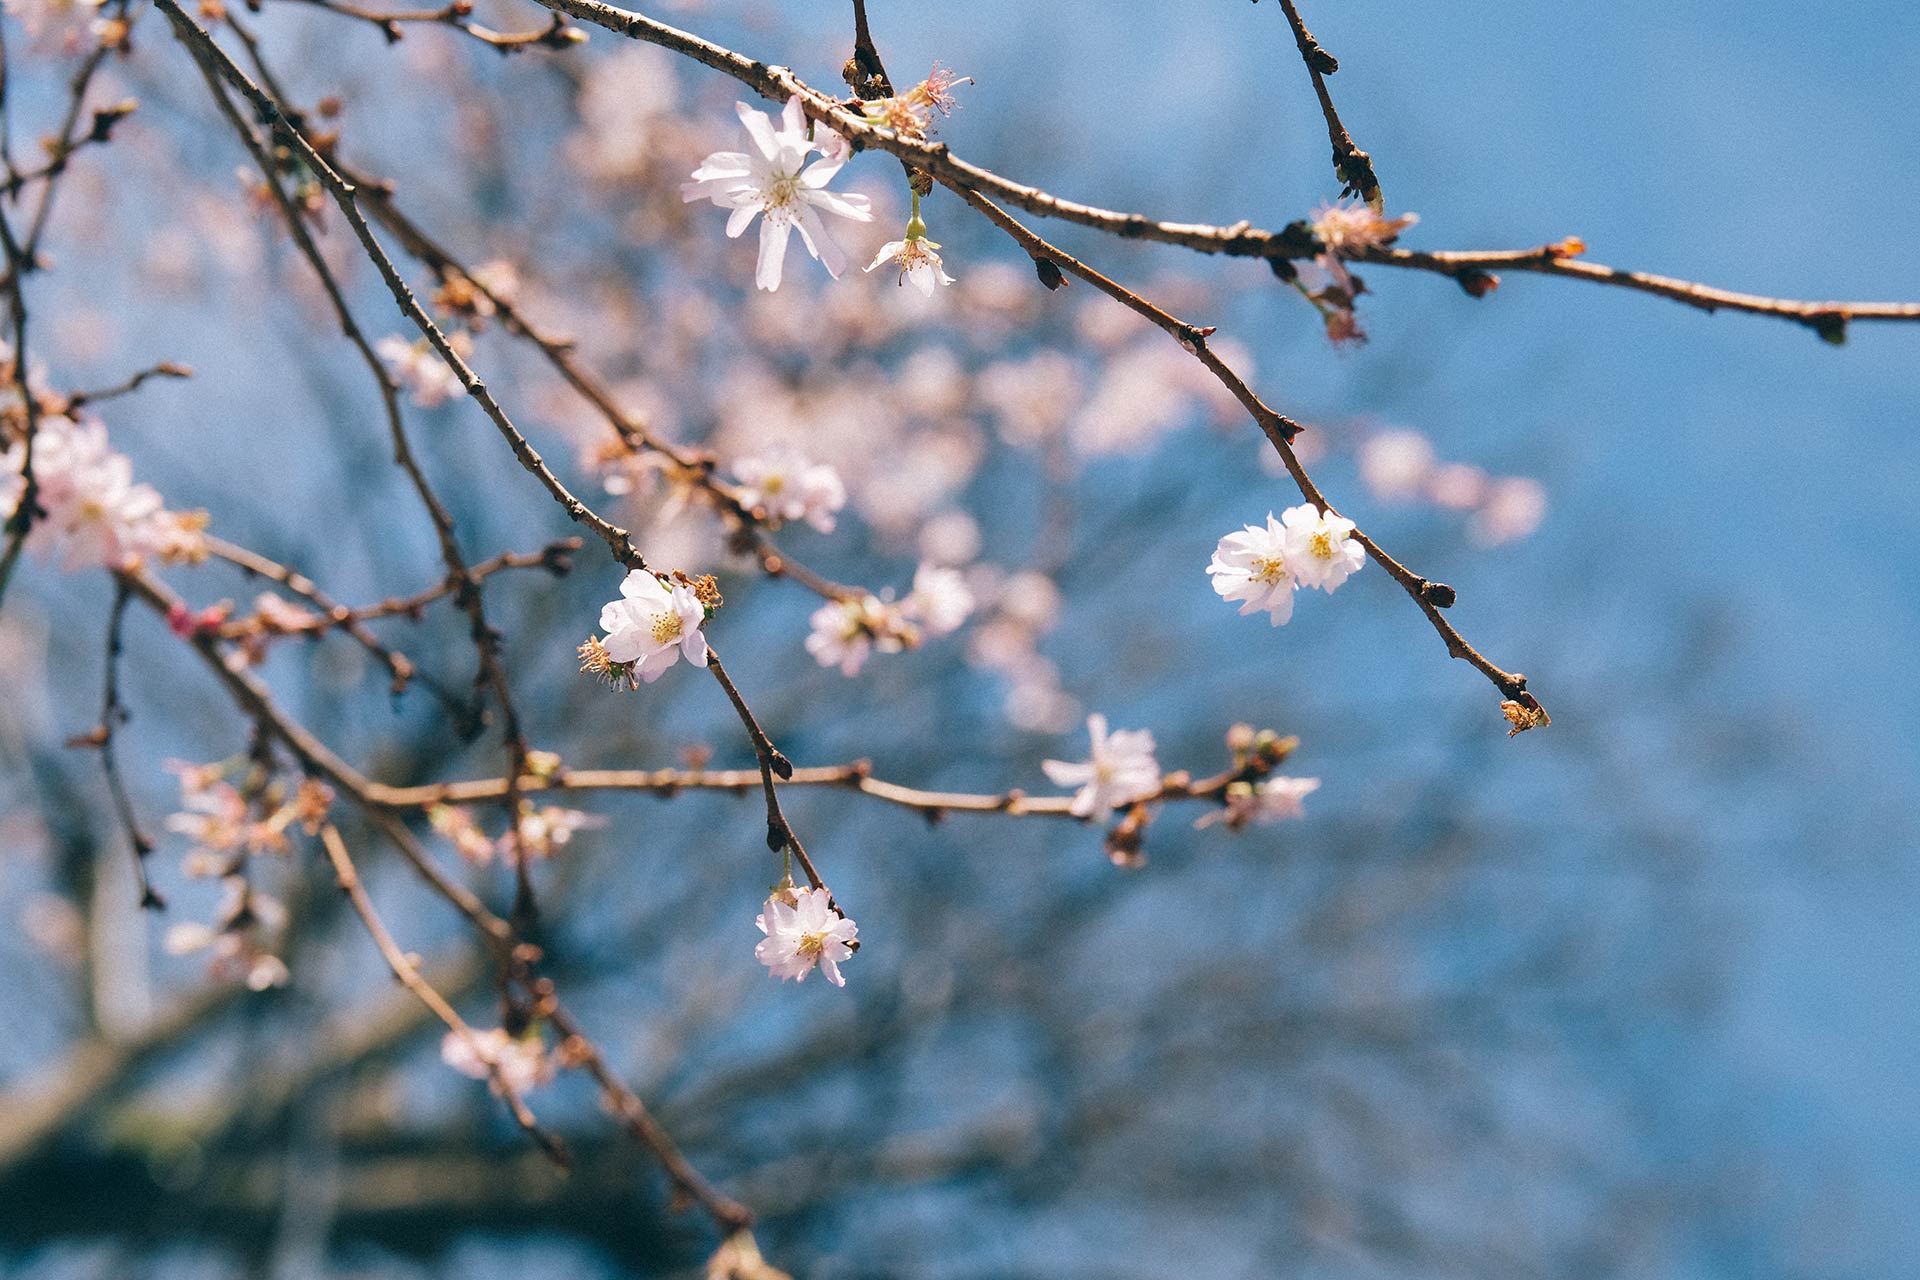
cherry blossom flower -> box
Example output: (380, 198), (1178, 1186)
(1469, 477), (1548, 547)
(1279, 502), (1365, 593)
(597, 570), (709, 682)
(754, 885), (859, 986)
(1358, 429), (1436, 502)
(441, 1027), (556, 1095)
(165, 877), (291, 990)
(866, 234), (956, 297)
(1042, 713), (1162, 819)
(804, 594), (904, 676)
(429, 803), (498, 865)
(681, 97), (872, 292)
(731, 446), (846, 532)
(903, 563), (973, 637)
(1208, 513), (1298, 625)
(860, 63), (971, 139)
(1196, 776), (1321, 830)
(4, 415), (179, 572)
(376, 332), (470, 408)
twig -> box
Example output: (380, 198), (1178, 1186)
(526, 0), (1920, 332)
(1273, 0), (1380, 208)
(58, 360), (191, 413)
(946, 181), (1546, 720)
(70, 580), (164, 908)
(180, 22), (542, 917)
(705, 643), (824, 891)
(275, 0), (586, 54)
(317, 824), (570, 1166)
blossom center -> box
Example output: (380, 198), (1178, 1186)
(795, 931), (827, 960)
(760, 473), (786, 495)
(764, 173), (800, 212)
(649, 611), (684, 643)
(1251, 555), (1289, 585)
(1309, 531), (1335, 560)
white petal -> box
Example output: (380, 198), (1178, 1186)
(755, 217), (793, 291)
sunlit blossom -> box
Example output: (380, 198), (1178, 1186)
(682, 97), (872, 292)
(1208, 513), (1297, 625)
(597, 570), (710, 682)
(754, 885), (859, 986)
(1279, 502), (1365, 593)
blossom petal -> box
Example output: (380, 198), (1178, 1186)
(755, 217), (792, 291)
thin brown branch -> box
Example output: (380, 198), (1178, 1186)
(276, 0), (587, 54)
(70, 580), (164, 908)
(318, 824), (570, 1167)
(215, 536), (578, 639)
(946, 181), (1546, 721)
(705, 643), (824, 891)
(57, 360), (191, 413)
(114, 564), (758, 1237)
(367, 753), (1290, 824)
(528, 0), (1920, 331)
(180, 20), (543, 916)
(1273, 0), (1380, 208)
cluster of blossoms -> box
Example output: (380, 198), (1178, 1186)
(1357, 429), (1548, 547)
(683, 65), (968, 296)
(582, 569), (719, 686)
(1194, 725), (1321, 832)
(755, 884), (859, 986)
(2, 412), (207, 572)
(428, 799), (602, 866)
(804, 562), (973, 676)
(730, 445), (846, 533)
(164, 759), (334, 874)
(1038, 718), (1321, 862)
(964, 568), (1079, 733)
(376, 330), (473, 409)
(441, 1026), (558, 1096)
(1208, 502), (1365, 626)
(1298, 199), (1420, 345)
(161, 760), (333, 990)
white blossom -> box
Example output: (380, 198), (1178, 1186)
(597, 570), (709, 682)
(1279, 502), (1365, 593)
(376, 333), (468, 408)
(754, 886), (858, 986)
(682, 97), (873, 292)
(1042, 713), (1161, 819)
(902, 562), (973, 637)
(865, 235), (955, 297)
(1207, 513), (1297, 625)
(731, 446), (846, 532)
(441, 1027), (555, 1095)
(804, 594), (902, 676)
(1358, 429), (1436, 502)
(4, 415), (176, 572)
(1469, 477), (1548, 547)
